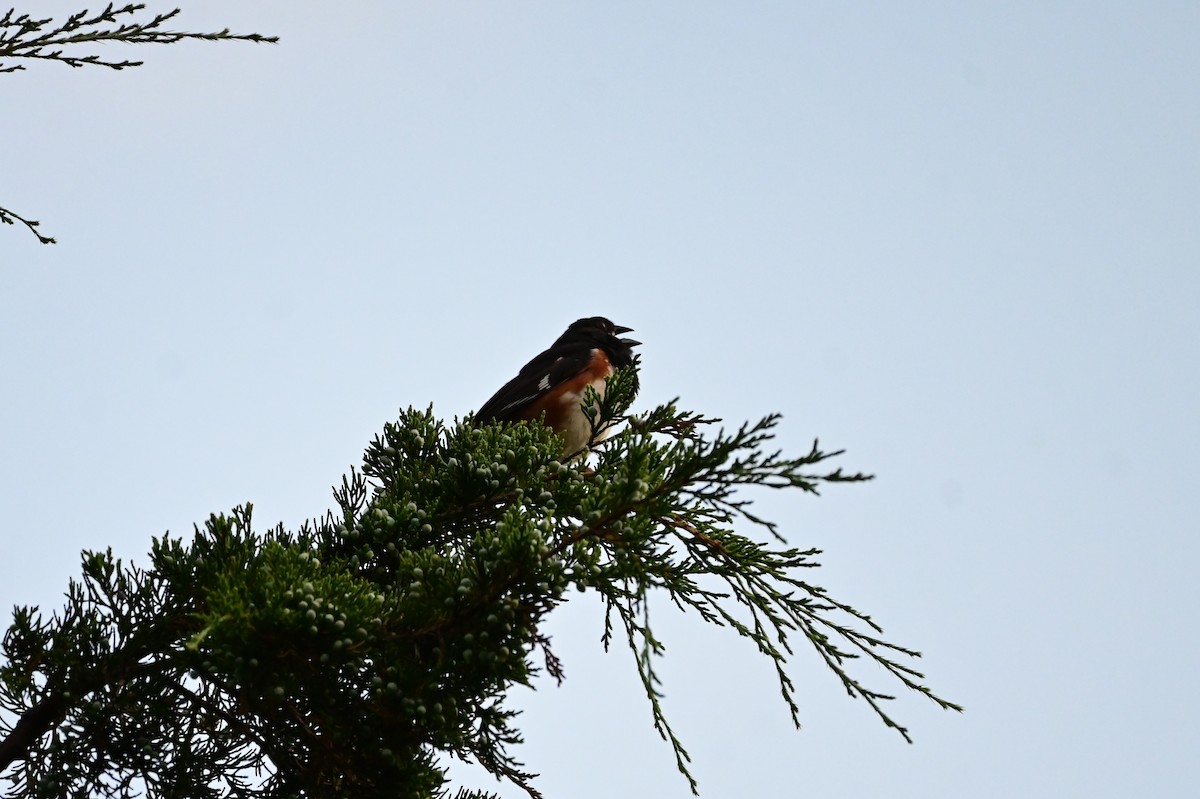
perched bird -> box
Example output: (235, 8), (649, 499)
(474, 316), (640, 455)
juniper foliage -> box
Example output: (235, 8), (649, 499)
(1, 4), (277, 244)
(0, 361), (960, 797)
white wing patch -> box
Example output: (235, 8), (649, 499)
(496, 392), (540, 415)
(537, 374), (551, 391)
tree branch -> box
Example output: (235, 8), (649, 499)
(0, 5), (278, 73)
(1, 4), (277, 244)
(0, 693), (66, 771)
(0, 205), (55, 245)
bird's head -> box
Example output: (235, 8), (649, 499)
(559, 316), (640, 367)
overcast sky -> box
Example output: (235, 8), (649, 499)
(2, 2), (1197, 797)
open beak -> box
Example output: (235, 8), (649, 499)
(613, 325), (639, 348)
(613, 325), (639, 347)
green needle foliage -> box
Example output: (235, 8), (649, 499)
(1, 4), (278, 244)
(0, 361), (960, 798)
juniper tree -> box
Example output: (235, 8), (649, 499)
(0, 361), (960, 798)
(0, 4), (277, 244)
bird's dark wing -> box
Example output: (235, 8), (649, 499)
(475, 343), (595, 424)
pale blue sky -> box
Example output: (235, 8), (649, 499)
(3, 2), (1197, 797)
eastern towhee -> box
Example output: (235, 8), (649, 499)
(474, 316), (640, 455)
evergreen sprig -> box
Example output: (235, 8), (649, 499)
(0, 5), (277, 73)
(0, 361), (960, 797)
(1, 4), (277, 244)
